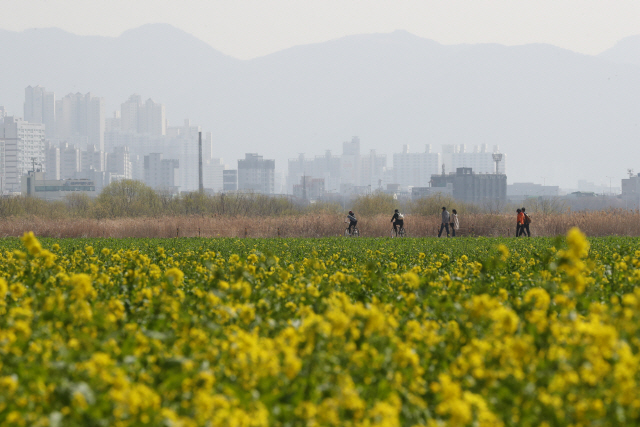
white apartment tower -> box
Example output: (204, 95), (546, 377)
(204, 158), (225, 192)
(44, 141), (60, 180)
(81, 145), (106, 173)
(393, 144), (440, 187)
(238, 153), (275, 194)
(120, 95), (142, 133)
(107, 146), (132, 179)
(59, 142), (81, 180)
(2, 116), (46, 194)
(340, 136), (361, 186)
(144, 153), (179, 192)
(56, 92), (105, 151)
(24, 86), (56, 139)
(166, 120), (211, 192)
(120, 95), (166, 136)
(441, 144), (506, 175)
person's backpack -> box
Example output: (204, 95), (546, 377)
(398, 213), (404, 220)
(524, 214), (532, 224)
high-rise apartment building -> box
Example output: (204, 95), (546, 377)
(44, 141), (60, 180)
(287, 139), (385, 195)
(340, 136), (361, 186)
(24, 86), (56, 139)
(165, 120), (212, 192)
(392, 144), (440, 188)
(2, 116), (46, 193)
(120, 95), (142, 133)
(360, 149), (387, 189)
(287, 154), (314, 194)
(107, 146), (132, 179)
(238, 153), (275, 194)
(59, 142), (81, 180)
(144, 153), (179, 193)
(441, 144), (505, 175)
(81, 145), (106, 173)
(203, 158), (224, 192)
(56, 92), (105, 151)
(120, 95), (166, 136)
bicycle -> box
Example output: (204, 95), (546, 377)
(391, 226), (406, 238)
(345, 226), (359, 237)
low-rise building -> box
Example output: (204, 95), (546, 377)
(411, 185), (453, 199)
(622, 173), (640, 208)
(508, 182), (560, 198)
(430, 167), (507, 203)
(21, 171), (95, 200)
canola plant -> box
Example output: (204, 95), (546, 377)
(1, 230), (640, 426)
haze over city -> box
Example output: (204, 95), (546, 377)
(1, 0), (640, 197)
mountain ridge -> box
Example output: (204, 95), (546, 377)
(0, 25), (639, 188)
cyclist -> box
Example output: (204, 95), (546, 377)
(346, 211), (358, 235)
(390, 209), (404, 237)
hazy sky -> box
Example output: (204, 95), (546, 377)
(1, 0), (640, 59)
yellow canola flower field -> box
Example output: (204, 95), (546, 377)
(2, 229), (640, 426)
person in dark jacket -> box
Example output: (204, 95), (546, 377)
(347, 211), (357, 235)
(390, 209), (404, 237)
(438, 207), (450, 237)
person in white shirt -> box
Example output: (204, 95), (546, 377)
(450, 209), (459, 237)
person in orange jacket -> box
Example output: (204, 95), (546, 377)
(516, 208), (524, 237)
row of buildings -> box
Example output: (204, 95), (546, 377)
(12, 86), (513, 202)
(287, 137), (508, 201)
(3, 85), (511, 202)
(3, 87), (235, 197)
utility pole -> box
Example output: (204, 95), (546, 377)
(606, 176), (614, 196)
(302, 171), (307, 201)
(198, 131), (203, 193)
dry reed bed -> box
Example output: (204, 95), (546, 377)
(0, 210), (639, 238)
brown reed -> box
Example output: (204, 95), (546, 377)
(1, 210), (639, 238)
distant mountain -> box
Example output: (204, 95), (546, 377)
(1, 24), (639, 188)
(599, 35), (640, 67)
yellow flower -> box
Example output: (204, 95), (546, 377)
(0, 376), (18, 394)
(497, 244), (510, 261)
(69, 274), (96, 300)
(165, 267), (184, 284)
(20, 231), (42, 256)
(566, 227), (589, 259)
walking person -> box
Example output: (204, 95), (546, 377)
(516, 208), (524, 237)
(521, 207), (531, 237)
(450, 209), (459, 237)
(438, 207), (450, 238)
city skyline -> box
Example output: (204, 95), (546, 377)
(3, 84), (630, 194)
